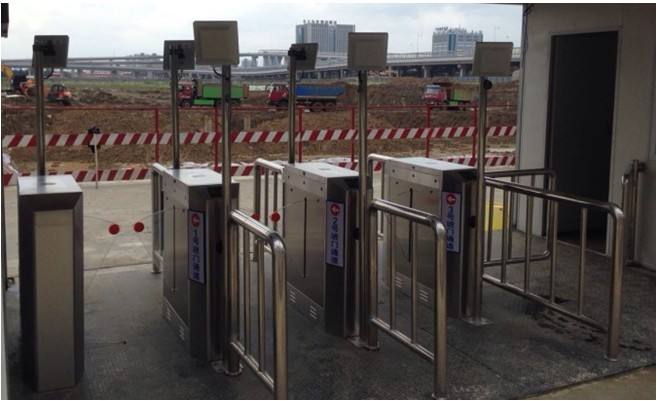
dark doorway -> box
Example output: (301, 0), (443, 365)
(545, 31), (618, 253)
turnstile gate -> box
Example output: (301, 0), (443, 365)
(282, 162), (359, 337)
(383, 157), (476, 317)
(18, 175), (84, 392)
(152, 164), (239, 360)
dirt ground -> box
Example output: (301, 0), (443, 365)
(2, 77), (517, 172)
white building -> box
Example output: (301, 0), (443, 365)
(295, 20), (355, 54)
(432, 27), (483, 55)
(516, 3), (655, 269)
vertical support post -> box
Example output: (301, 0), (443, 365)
(169, 52), (180, 169)
(433, 221), (447, 399)
(388, 215), (396, 330)
(221, 64), (241, 375)
(288, 58), (297, 164)
(471, 105), (478, 159)
(94, 142), (99, 189)
(410, 222), (418, 342)
(34, 52), (46, 176)
(501, 190), (510, 283)
(243, 228), (251, 354)
(254, 166), (261, 221)
(272, 238), (288, 399)
(424, 105), (431, 158)
(607, 209), (624, 361)
(486, 187), (494, 261)
(470, 76), (489, 322)
(297, 108), (303, 162)
(213, 106), (219, 172)
(524, 196), (534, 293)
(577, 208), (587, 315)
(154, 108), (160, 162)
(273, 172), (279, 231)
(548, 202), (559, 302)
(358, 70), (378, 349)
(350, 106), (356, 162)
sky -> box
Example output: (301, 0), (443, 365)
(0, 1), (522, 59)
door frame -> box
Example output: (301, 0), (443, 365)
(543, 26), (623, 255)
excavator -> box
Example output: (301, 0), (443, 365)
(2, 65), (72, 105)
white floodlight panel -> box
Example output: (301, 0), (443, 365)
(32, 35), (69, 68)
(347, 32), (388, 70)
(163, 40), (195, 70)
(193, 21), (239, 66)
(472, 42), (513, 77)
(290, 42), (318, 71)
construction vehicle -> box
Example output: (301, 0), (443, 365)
(47, 83), (72, 105)
(1, 63), (13, 91)
(422, 82), (478, 109)
(4, 69), (71, 105)
(11, 72), (34, 96)
(177, 79), (248, 107)
(266, 83), (345, 111)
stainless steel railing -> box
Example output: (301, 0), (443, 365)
(253, 158), (285, 232)
(230, 210), (288, 399)
(368, 154), (394, 237)
(151, 163), (168, 274)
(621, 159), (645, 266)
(483, 168), (556, 267)
(483, 177), (624, 360)
(367, 154), (448, 398)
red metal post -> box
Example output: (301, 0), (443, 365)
(213, 106), (219, 172)
(154, 108), (160, 162)
(350, 105), (356, 162)
(424, 105), (432, 158)
(297, 107), (303, 162)
(472, 105), (478, 159)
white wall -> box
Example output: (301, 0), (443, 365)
(517, 4), (655, 269)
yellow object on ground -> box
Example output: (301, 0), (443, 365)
(484, 202), (504, 231)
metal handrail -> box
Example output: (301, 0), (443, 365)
(253, 158), (285, 232)
(621, 160), (645, 266)
(229, 209), (288, 399)
(150, 163), (169, 274)
(368, 154), (395, 236)
(368, 198), (448, 398)
(483, 177), (624, 360)
(483, 168), (557, 267)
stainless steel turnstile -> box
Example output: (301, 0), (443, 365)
(283, 162), (359, 337)
(384, 157), (476, 317)
(152, 164), (239, 360)
(18, 175), (84, 392)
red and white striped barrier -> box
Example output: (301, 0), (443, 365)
(2, 154), (515, 186)
(327, 153), (516, 171)
(2, 126), (515, 148)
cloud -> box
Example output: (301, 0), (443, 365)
(1, 1), (521, 58)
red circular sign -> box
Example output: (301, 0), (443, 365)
(133, 221), (145, 233)
(251, 212), (260, 221)
(330, 203), (341, 216)
(446, 193), (457, 205)
(270, 211), (281, 223)
(191, 213), (201, 227)
(108, 223), (120, 235)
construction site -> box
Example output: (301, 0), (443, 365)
(0, 3), (655, 400)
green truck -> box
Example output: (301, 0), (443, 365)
(177, 80), (249, 107)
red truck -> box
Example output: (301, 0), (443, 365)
(422, 82), (477, 109)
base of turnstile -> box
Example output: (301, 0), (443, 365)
(163, 298), (189, 345)
(393, 273), (435, 308)
(287, 283), (325, 328)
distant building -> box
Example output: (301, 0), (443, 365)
(295, 20), (355, 53)
(431, 27), (483, 55)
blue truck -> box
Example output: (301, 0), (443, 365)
(266, 83), (345, 111)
